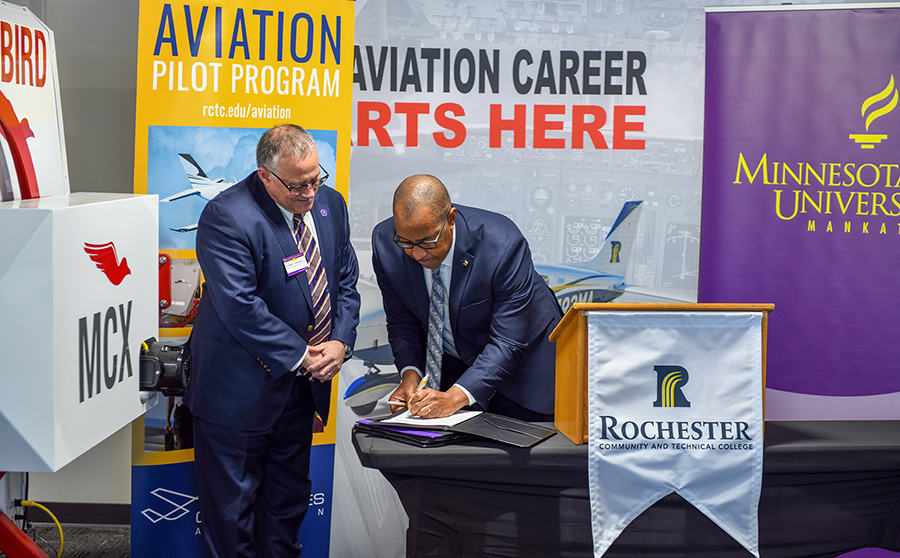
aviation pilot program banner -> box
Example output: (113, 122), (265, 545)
(700, 5), (900, 419)
(130, 1), (355, 557)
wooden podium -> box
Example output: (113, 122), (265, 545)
(548, 303), (774, 445)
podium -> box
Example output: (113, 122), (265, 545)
(549, 303), (774, 445)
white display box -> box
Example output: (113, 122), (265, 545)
(0, 193), (158, 472)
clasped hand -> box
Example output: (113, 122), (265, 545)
(302, 340), (344, 381)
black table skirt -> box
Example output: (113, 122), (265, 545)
(353, 421), (900, 558)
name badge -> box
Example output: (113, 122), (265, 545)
(283, 253), (309, 276)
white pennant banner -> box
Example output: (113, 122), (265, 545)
(587, 311), (764, 557)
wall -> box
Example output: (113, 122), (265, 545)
(49, 0), (139, 195)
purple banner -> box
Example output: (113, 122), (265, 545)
(700, 8), (900, 402)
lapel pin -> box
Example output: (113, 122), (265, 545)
(463, 259), (469, 267)
(320, 208), (328, 216)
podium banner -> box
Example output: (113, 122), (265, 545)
(586, 311), (763, 557)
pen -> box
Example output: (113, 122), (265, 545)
(387, 400), (407, 407)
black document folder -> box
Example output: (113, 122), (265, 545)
(363, 412), (556, 448)
(450, 413), (556, 448)
(353, 419), (476, 447)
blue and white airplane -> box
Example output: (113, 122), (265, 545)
(536, 200), (642, 313)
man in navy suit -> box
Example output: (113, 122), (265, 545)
(185, 124), (360, 558)
(372, 174), (561, 422)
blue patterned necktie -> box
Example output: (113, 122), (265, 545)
(425, 267), (446, 390)
(294, 214), (331, 345)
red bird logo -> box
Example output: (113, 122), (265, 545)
(84, 242), (131, 285)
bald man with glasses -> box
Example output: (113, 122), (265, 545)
(371, 174), (562, 422)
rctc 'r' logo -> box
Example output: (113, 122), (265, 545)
(609, 241), (622, 263)
(653, 365), (691, 408)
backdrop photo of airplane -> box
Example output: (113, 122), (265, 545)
(537, 200), (642, 313)
(343, 200), (692, 415)
(161, 153), (237, 232)
(148, 126), (339, 252)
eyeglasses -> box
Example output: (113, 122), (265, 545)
(266, 165), (329, 193)
(393, 211), (450, 250)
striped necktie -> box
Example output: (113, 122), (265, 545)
(424, 267), (445, 390)
(294, 214), (331, 345)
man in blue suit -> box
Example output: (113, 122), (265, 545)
(372, 174), (561, 422)
(185, 124), (360, 558)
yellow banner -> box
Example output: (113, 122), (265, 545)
(132, 0), (355, 463)
(135, 0), (354, 195)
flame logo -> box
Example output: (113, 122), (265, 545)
(862, 76), (898, 129)
(849, 76), (898, 149)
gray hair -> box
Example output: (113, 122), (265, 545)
(256, 124), (317, 172)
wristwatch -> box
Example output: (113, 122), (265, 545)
(342, 342), (353, 362)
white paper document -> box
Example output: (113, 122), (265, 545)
(380, 409), (482, 429)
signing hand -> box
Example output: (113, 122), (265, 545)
(407, 386), (469, 419)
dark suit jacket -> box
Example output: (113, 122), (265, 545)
(372, 205), (561, 415)
(185, 172), (360, 431)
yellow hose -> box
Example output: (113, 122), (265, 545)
(20, 500), (63, 558)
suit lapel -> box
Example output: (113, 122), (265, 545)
(449, 209), (475, 332)
(250, 174), (314, 311)
(310, 196), (334, 294)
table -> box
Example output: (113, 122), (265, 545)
(352, 421), (900, 558)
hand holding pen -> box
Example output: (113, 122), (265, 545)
(400, 376), (469, 419)
(388, 376), (427, 413)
